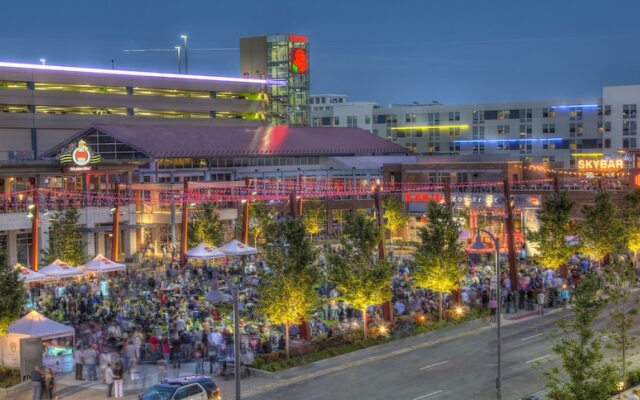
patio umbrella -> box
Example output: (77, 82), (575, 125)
(185, 243), (226, 260)
(218, 239), (258, 256)
(79, 254), (126, 274)
(39, 259), (84, 280)
(13, 263), (50, 283)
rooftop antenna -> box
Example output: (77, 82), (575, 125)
(111, 59), (115, 70)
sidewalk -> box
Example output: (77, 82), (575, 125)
(10, 362), (272, 400)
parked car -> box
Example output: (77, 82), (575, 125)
(139, 376), (221, 400)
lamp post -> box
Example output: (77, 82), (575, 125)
(205, 273), (241, 400)
(471, 229), (501, 400)
(180, 35), (188, 74)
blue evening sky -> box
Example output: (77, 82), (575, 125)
(1, 0), (638, 105)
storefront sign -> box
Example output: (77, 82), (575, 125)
(59, 140), (102, 167)
(577, 158), (624, 170)
(291, 48), (308, 74)
(405, 192), (541, 209)
(404, 192), (442, 203)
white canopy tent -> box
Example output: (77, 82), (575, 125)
(186, 243), (226, 260)
(8, 310), (75, 341)
(39, 259), (84, 280)
(218, 239), (258, 256)
(79, 254), (126, 274)
(13, 263), (50, 284)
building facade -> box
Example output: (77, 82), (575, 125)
(311, 85), (640, 168)
(0, 61), (269, 161)
(240, 34), (310, 126)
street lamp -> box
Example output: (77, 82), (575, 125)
(39, 58), (46, 65)
(471, 229), (502, 400)
(180, 35), (188, 74)
(206, 272), (241, 400)
(175, 46), (182, 73)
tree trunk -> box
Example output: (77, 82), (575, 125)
(285, 323), (290, 359)
(362, 308), (368, 339)
(439, 291), (444, 322)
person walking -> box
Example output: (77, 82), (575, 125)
(43, 367), (55, 400)
(74, 346), (84, 380)
(537, 289), (546, 316)
(83, 345), (98, 381)
(30, 365), (43, 400)
(193, 342), (205, 375)
(560, 285), (570, 310)
(113, 361), (124, 398)
(104, 363), (115, 398)
(488, 296), (497, 322)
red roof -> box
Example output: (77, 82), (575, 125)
(88, 124), (407, 157)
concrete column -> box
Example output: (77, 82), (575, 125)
(85, 231), (96, 258)
(96, 232), (106, 255)
(123, 226), (136, 261)
(7, 231), (17, 266)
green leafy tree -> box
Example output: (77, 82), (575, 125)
(257, 219), (320, 358)
(188, 203), (224, 247)
(327, 214), (393, 338)
(579, 192), (627, 265)
(527, 191), (575, 274)
(413, 202), (465, 321)
(545, 273), (618, 400)
(41, 208), (85, 265)
(604, 258), (638, 390)
(301, 200), (326, 238)
(248, 202), (276, 247)
(0, 266), (27, 335)
(623, 189), (640, 263)
(383, 196), (409, 239)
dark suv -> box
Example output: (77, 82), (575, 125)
(139, 376), (221, 400)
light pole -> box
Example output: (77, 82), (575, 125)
(39, 58), (46, 66)
(180, 35), (188, 74)
(205, 273), (241, 400)
(175, 46), (182, 73)
(471, 229), (501, 400)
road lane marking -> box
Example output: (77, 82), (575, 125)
(412, 390), (443, 400)
(520, 333), (543, 341)
(420, 360), (449, 370)
(526, 354), (551, 364)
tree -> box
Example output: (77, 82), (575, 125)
(257, 219), (320, 358)
(247, 202), (276, 247)
(622, 189), (640, 263)
(545, 273), (617, 400)
(41, 208), (85, 266)
(0, 266), (27, 335)
(327, 214), (393, 338)
(383, 196), (409, 239)
(527, 191), (575, 274)
(604, 258), (638, 390)
(301, 200), (326, 239)
(579, 192), (627, 265)
(412, 202), (465, 321)
(188, 203), (224, 247)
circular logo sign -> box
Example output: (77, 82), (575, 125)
(72, 147), (91, 166)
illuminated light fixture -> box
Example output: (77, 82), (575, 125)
(570, 153), (604, 157)
(391, 124), (469, 130)
(551, 104), (599, 109)
(189, 202), (196, 207)
(289, 34), (308, 43)
(291, 48), (308, 74)
(0, 61), (268, 84)
(453, 137), (564, 144)
(39, 58), (46, 65)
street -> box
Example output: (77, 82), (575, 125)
(244, 307), (639, 400)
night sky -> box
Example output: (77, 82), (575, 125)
(1, 0), (639, 105)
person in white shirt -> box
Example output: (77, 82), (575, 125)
(104, 363), (114, 398)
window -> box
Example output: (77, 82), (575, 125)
(497, 110), (510, 120)
(473, 126), (485, 139)
(519, 124), (532, 137)
(542, 123), (556, 134)
(427, 113), (440, 125)
(624, 104), (637, 119)
(333, 116), (340, 126)
(385, 114), (397, 125)
(569, 107), (583, 120)
(623, 137), (637, 149)
(598, 121), (611, 133)
(174, 387), (189, 400)
(604, 105), (611, 116)
(347, 115), (357, 128)
(623, 120), (637, 136)
(542, 108), (556, 118)
(17, 233), (32, 266)
(542, 142), (556, 150)
(405, 142), (417, 152)
(473, 110), (484, 123)
(448, 111), (460, 121)
(448, 127), (460, 137)
(0, 80), (28, 90)
(569, 122), (583, 137)
(519, 109), (532, 122)
(406, 113), (416, 123)
(497, 125), (509, 135)
(365, 115), (371, 124)
(36, 105), (128, 116)
(449, 142), (460, 152)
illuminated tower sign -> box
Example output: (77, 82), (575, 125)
(240, 33), (310, 126)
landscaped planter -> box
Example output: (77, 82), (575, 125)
(0, 379), (31, 399)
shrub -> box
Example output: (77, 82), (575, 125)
(0, 368), (21, 388)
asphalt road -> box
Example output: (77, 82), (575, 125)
(244, 307), (640, 400)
